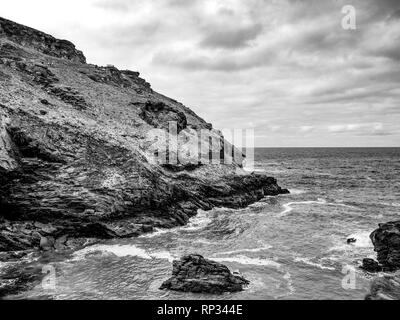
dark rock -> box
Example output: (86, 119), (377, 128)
(47, 86), (90, 110)
(139, 101), (187, 133)
(366, 274), (400, 300)
(160, 254), (250, 294)
(0, 17), (86, 63)
(360, 258), (382, 272)
(347, 238), (356, 244)
(0, 263), (45, 298)
(370, 221), (400, 271)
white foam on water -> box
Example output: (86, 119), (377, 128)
(140, 209), (212, 238)
(378, 202), (400, 208)
(277, 198), (361, 218)
(72, 244), (152, 260)
(328, 230), (373, 253)
(243, 167), (266, 173)
(72, 244), (176, 262)
(139, 228), (176, 239)
(212, 255), (281, 269)
(283, 271), (295, 295)
(289, 189), (306, 195)
(216, 246), (273, 255)
(294, 257), (336, 271)
(149, 251), (175, 262)
(347, 231), (374, 248)
(181, 210), (212, 231)
(277, 198), (327, 217)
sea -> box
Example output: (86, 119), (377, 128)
(2, 147), (400, 300)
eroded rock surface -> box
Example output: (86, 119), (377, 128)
(370, 221), (400, 271)
(160, 254), (249, 294)
(363, 221), (400, 299)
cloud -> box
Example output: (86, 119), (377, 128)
(199, 23), (263, 49)
(1, 0), (399, 146)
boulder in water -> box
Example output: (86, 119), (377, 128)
(360, 258), (382, 272)
(160, 254), (250, 294)
(370, 221), (400, 271)
(347, 238), (357, 244)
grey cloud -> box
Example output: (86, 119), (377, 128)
(94, 0), (131, 12)
(152, 49), (274, 71)
(199, 23), (263, 49)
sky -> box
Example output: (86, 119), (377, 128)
(1, 0), (400, 147)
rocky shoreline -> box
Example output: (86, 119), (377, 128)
(0, 17), (289, 297)
(362, 221), (400, 299)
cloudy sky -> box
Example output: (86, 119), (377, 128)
(2, 0), (400, 146)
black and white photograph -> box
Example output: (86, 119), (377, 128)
(0, 0), (400, 308)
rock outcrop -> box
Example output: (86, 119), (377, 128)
(160, 254), (249, 294)
(0, 17), (86, 63)
(370, 221), (400, 271)
(0, 17), (289, 252)
(363, 221), (400, 299)
(360, 258), (382, 272)
(366, 274), (400, 300)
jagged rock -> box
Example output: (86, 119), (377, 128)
(160, 254), (250, 294)
(370, 221), (400, 271)
(360, 258), (382, 272)
(139, 101), (188, 133)
(0, 263), (45, 298)
(0, 17), (86, 63)
(0, 17), (289, 252)
(366, 274), (400, 300)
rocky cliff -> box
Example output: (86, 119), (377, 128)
(362, 221), (400, 299)
(0, 17), (288, 252)
(361, 221), (400, 273)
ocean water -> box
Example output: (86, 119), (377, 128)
(4, 148), (400, 300)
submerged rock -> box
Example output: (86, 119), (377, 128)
(160, 254), (249, 294)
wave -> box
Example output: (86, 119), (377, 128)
(139, 209), (212, 238)
(72, 244), (175, 262)
(329, 230), (373, 252)
(277, 198), (327, 217)
(294, 257), (336, 271)
(139, 227), (176, 239)
(212, 256), (281, 269)
(289, 189), (306, 195)
(216, 246), (273, 255)
(277, 198), (362, 217)
(243, 167), (266, 173)
(181, 210), (212, 232)
(377, 202), (400, 208)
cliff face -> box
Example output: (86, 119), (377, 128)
(369, 221), (400, 271)
(363, 221), (400, 299)
(0, 17), (288, 252)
